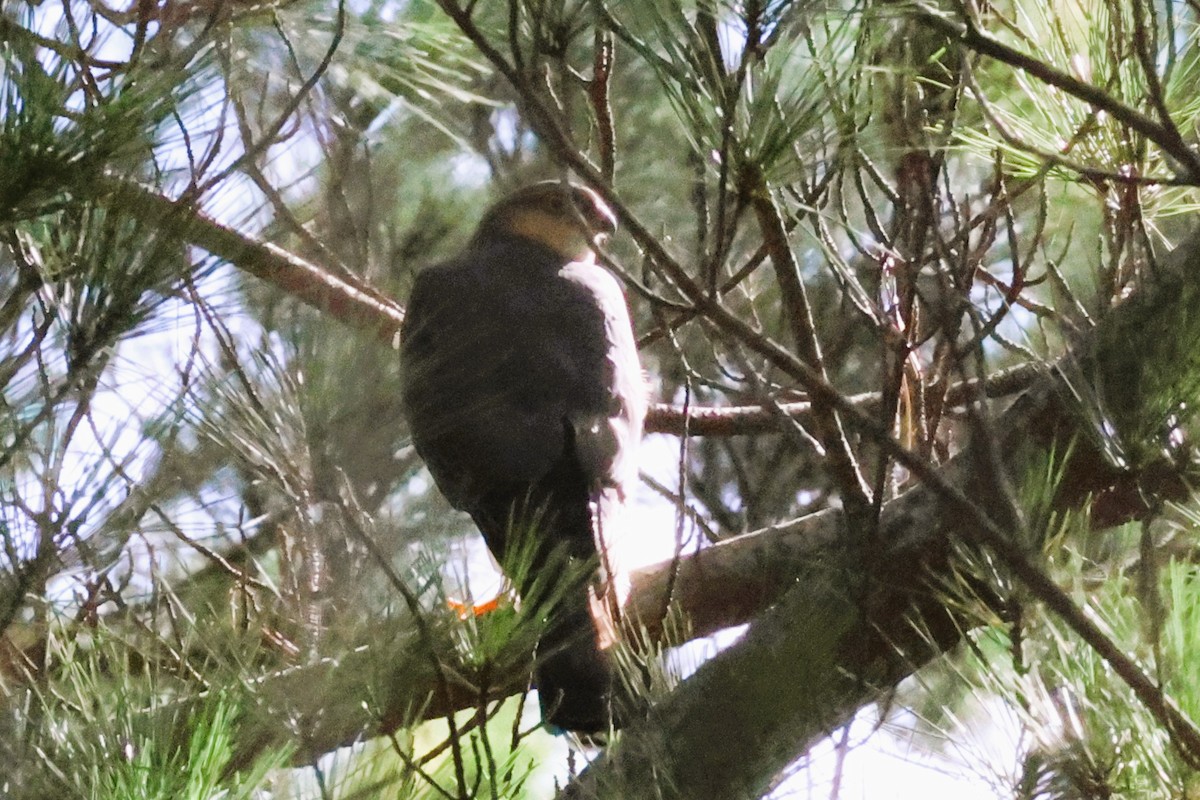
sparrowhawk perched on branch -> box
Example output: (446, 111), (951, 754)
(399, 181), (646, 734)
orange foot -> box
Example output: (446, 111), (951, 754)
(447, 596), (504, 620)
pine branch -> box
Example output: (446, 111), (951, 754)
(211, 205), (1200, 769)
(212, 266), (1193, 774)
(105, 178), (406, 336)
(912, 3), (1200, 182)
(564, 223), (1200, 799)
(644, 362), (1041, 435)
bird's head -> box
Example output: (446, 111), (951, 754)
(472, 181), (618, 263)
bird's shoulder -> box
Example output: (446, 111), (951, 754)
(400, 251), (501, 346)
(406, 253), (479, 302)
(406, 239), (561, 303)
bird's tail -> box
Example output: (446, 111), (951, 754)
(534, 577), (617, 735)
(472, 464), (626, 735)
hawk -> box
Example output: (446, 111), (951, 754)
(399, 182), (646, 734)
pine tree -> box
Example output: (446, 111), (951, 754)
(2, 0), (1200, 798)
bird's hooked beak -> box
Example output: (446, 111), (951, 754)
(574, 185), (617, 245)
(558, 184), (616, 262)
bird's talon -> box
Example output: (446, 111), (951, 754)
(447, 596), (504, 619)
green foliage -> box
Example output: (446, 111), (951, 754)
(0, 11), (211, 222)
(930, 553), (1200, 798)
(4, 0), (1200, 795)
(0, 615), (290, 799)
(612, 0), (838, 184)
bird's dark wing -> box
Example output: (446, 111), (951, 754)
(400, 237), (636, 548)
(401, 254), (566, 515)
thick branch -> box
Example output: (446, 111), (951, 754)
(220, 295), (1192, 773)
(565, 224), (1200, 798)
(643, 352), (1042, 435)
(106, 178), (406, 337)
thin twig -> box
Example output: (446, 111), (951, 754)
(744, 169), (871, 513)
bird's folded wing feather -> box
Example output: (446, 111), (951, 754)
(400, 242), (641, 507)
